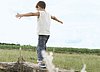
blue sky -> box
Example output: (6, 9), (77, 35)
(0, 0), (100, 49)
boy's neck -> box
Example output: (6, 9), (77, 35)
(39, 8), (45, 11)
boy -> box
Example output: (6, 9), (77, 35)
(16, 1), (63, 67)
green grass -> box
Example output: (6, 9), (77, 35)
(53, 53), (100, 72)
(0, 49), (37, 62)
(0, 49), (100, 72)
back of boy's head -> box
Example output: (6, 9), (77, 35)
(36, 1), (46, 9)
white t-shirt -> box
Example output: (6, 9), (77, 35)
(37, 11), (51, 35)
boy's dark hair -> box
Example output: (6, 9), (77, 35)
(36, 1), (46, 9)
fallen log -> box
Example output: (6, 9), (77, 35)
(0, 62), (79, 72)
(0, 62), (38, 72)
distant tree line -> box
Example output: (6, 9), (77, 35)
(0, 42), (100, 55)
(0, 42), (34, 50)
(0, 43), (20, 46)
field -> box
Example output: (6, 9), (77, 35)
(0, 49), (100, 72)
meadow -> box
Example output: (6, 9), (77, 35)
(0, 49), (100, 72)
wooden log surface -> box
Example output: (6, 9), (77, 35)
(0, 62), (39, 72)
(0, 62), (79, 72)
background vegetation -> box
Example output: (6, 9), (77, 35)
(0, 42), (100, 72)
(0, 42), (100, 55)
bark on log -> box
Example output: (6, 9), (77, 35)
(0, 62), (38, 72)
(0, 62), (79, 72)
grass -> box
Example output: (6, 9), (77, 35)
(0, 49), (100, 72)
(0, 49), (37, 62)
(53, 53), (100, 72)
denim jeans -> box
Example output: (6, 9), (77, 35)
(37, 35), (50, 62)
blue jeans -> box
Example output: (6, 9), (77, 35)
(37, 35), (50, 62)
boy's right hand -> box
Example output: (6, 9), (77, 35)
(16, 13), (22, 19)
(59, 21), (63, 24)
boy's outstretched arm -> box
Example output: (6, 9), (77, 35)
(16, 12), (39, 19)
(51, 16), (63, 24)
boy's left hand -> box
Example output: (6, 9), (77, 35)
(16, 13), (22, 19)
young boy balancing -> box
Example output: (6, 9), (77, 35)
(16, 1), (63, 67)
